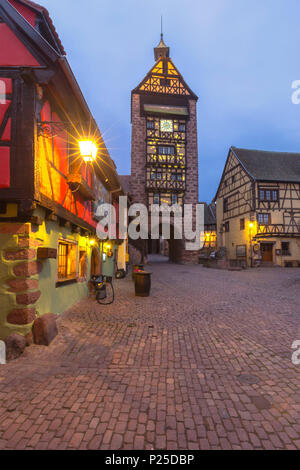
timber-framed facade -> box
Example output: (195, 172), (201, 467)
(215, 147), (300, 267)
(0, 0), (125, 341)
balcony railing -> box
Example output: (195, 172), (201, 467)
(146, 179), (186, 191)
(254, 223), (300, 238)
(147, 129), (186, 142)
(147, 154), (186, 166)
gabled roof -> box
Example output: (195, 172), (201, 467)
(0, 0), (61, 62)
(232, 147), (300, 183)
(132, 56), (198, 100)
(214, 146), (300, 202)
(8, 0), (66, 54)
(200, 202), (216, 226)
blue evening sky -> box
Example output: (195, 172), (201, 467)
(41, 0), (300, 202)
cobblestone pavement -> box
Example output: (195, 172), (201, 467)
(0, 261), (300, 450)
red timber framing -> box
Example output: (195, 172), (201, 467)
(0, 0), (122, 231)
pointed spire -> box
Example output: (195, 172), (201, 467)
(154, 17), (170, 61)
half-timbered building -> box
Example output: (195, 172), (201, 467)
(215, 147), (300, 267)
(126, 34), (199, 263)
(0, 0), (125, 341)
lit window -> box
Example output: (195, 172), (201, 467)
(153, 194), (160, 205)
(58, 241), (77, 280)
(172, 194), (178, 205)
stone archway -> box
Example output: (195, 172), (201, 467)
(148, 223), (185, 264)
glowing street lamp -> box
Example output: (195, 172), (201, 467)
(78, 140), (98, 163)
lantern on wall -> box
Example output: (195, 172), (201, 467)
(78, 140), (98, 163)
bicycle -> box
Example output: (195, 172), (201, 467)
(90, 275), (115, 305)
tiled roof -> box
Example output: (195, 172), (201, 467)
(232, 147), (300, 182)
(13, 0), (66, 54)
(200, 202), (216, 226)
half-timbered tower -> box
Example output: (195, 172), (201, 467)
(0, 0), (125, 342)
(215, 147), (300, 267)
(130, 35), (199, 263)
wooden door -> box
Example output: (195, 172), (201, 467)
(261, 243), (273, 263)
(91, 248), (101, 277)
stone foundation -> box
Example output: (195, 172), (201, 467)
(0, 222), (42, 340)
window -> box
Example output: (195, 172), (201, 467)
(150, 193), (184, 208)
(171, 173), (183, 181)
(258, 213), (271, 226)
(281, 242), (290, 256)
(232, 175), (236, 184)
(224, 221), (230, 232)
(158, 145), (175, 155)
(240, 218), (245, 230)
(58, 241), (77, 280)
(151, 171), (162, 180)
(259, 189), (279, 202)
(147, 121), (154, 130)
(179, 123), (186, 132)
(171, 194), (178, 205)
(153, 193), (160, 205)
(236, 245), (246, 257)
(223, 198), (228, 213)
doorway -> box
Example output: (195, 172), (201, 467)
(261, 243), (273, 263)
(91, 247), (101, 276)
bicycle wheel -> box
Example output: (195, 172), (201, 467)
(96, 281), (115, 305)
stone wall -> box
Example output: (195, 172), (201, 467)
(130, 94), (147, 206)
(0, 222), (42, 340)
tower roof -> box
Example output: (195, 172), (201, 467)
(154, 34), (170, 61)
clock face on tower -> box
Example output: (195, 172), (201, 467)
(160, 119), (173, 133)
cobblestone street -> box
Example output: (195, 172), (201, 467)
(0, 261), (299, 450)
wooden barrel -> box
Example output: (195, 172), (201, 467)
(134, 271), (152, 297)
(132, 264), (144, 280)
